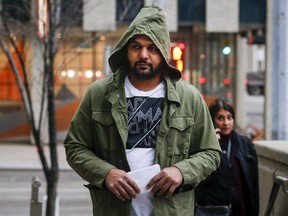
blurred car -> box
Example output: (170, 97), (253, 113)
(246, 71), (265, 95)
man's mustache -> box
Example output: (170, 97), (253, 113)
(135, 60), (151, 66)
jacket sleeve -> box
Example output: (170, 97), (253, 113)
(174, 92), (222, 189)
(63, 87), (116, 189)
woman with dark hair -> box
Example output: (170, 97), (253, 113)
(195, 98), (259, 216)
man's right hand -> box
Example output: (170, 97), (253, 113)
(105, 168), (140, 201)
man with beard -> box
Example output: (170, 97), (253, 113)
(64, 3), (221, 216)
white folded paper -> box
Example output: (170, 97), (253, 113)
(127, 164), (161, 194)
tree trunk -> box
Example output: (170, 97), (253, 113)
(44, 1), (60, 215)
(44, 68), (58, 216)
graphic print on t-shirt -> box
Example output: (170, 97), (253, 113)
(124, 77), (165, 216)
(126, 96), (163, 149)
(124, 76), (165, 150)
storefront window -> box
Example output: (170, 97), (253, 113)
(55, 35), (106, 99)
(191, 32), (236, 101)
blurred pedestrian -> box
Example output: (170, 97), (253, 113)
(195, 98), (259, 216)
(64, 3), (221, 216)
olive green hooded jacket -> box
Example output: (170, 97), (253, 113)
(64, 4), (221, 216)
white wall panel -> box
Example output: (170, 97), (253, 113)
(206, 0), (239, 33)
(83, 0), (116, 32)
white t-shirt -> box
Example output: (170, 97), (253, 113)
(124, 77), (165, 216)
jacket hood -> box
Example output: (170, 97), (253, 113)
(108, 3), (181, 79)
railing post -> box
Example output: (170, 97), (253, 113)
(263, 175), (288, 216)
(30, 176), (42, 216)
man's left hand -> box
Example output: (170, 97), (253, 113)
(146, 166), (183, 198)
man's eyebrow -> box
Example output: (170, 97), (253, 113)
(128, 40), (140, 47)
(129, 39), (155, 46)
(129, 39), (137, 43)
(129, 38), (141, 44)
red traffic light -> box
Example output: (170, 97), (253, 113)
(199, 77), (206, 84)
(178, 42), (185, 50)
(172, 46), (183, 60)
(223, 78), (230, 85)
(171, 42), (185, 72)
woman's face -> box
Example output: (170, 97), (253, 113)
(214, 109), (234, 136)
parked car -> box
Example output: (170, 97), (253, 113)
(246, 71), (265, 95)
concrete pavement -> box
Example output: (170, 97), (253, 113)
(0, 142), (93, 216)
(0, 142), (71, 170)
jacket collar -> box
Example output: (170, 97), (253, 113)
(164, 75), (181, 107)
(105, 69), (181, 107)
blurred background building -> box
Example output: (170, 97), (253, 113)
(0, 0), (266, 141)
(3, 2), (288, 215)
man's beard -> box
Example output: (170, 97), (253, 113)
(129, 60), (162, 80)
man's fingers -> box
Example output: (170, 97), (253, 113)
(155, 180), (170, 196)
(146, 173), (161, 189)
(127, 178), (141, 195)
(106, 178), (128, 200)
(118, 183), (134, 200)
(147, 167), (183, 197)
(105, 169), (140, 200)
(148, 172), (169, 194)
(165, 185), (177, 198)
(122, 179), (140, 198)
(113, 187), (127, 201)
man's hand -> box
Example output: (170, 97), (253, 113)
(105, 168), (140, 201)
(146, 166), (183, 198)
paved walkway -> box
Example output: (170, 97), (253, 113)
(0, 142), (71, 170)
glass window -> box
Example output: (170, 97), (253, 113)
(2, 0), (31, 23)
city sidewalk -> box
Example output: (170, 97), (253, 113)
(0, 142), (71, 171)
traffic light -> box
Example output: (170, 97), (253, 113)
(223, 78), (230, 85)
(199, 76), (207, 84)
(171, 42), (185, 72)
(222, 46), (231, 55)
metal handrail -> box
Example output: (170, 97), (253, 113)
(263, 175), (288, 216)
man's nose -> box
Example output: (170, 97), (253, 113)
(139, 47), (149, 59)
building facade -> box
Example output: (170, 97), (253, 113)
(0, 0), (265, 140)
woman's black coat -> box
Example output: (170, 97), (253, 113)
(195, 131), (259, 216)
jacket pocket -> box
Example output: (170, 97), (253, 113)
(167, 117), (194, 164)
(92, 110), (120, 152)
(154, 189), (194, 215)
(85, 184), (130, 216)
(92, 111), (115, 126)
